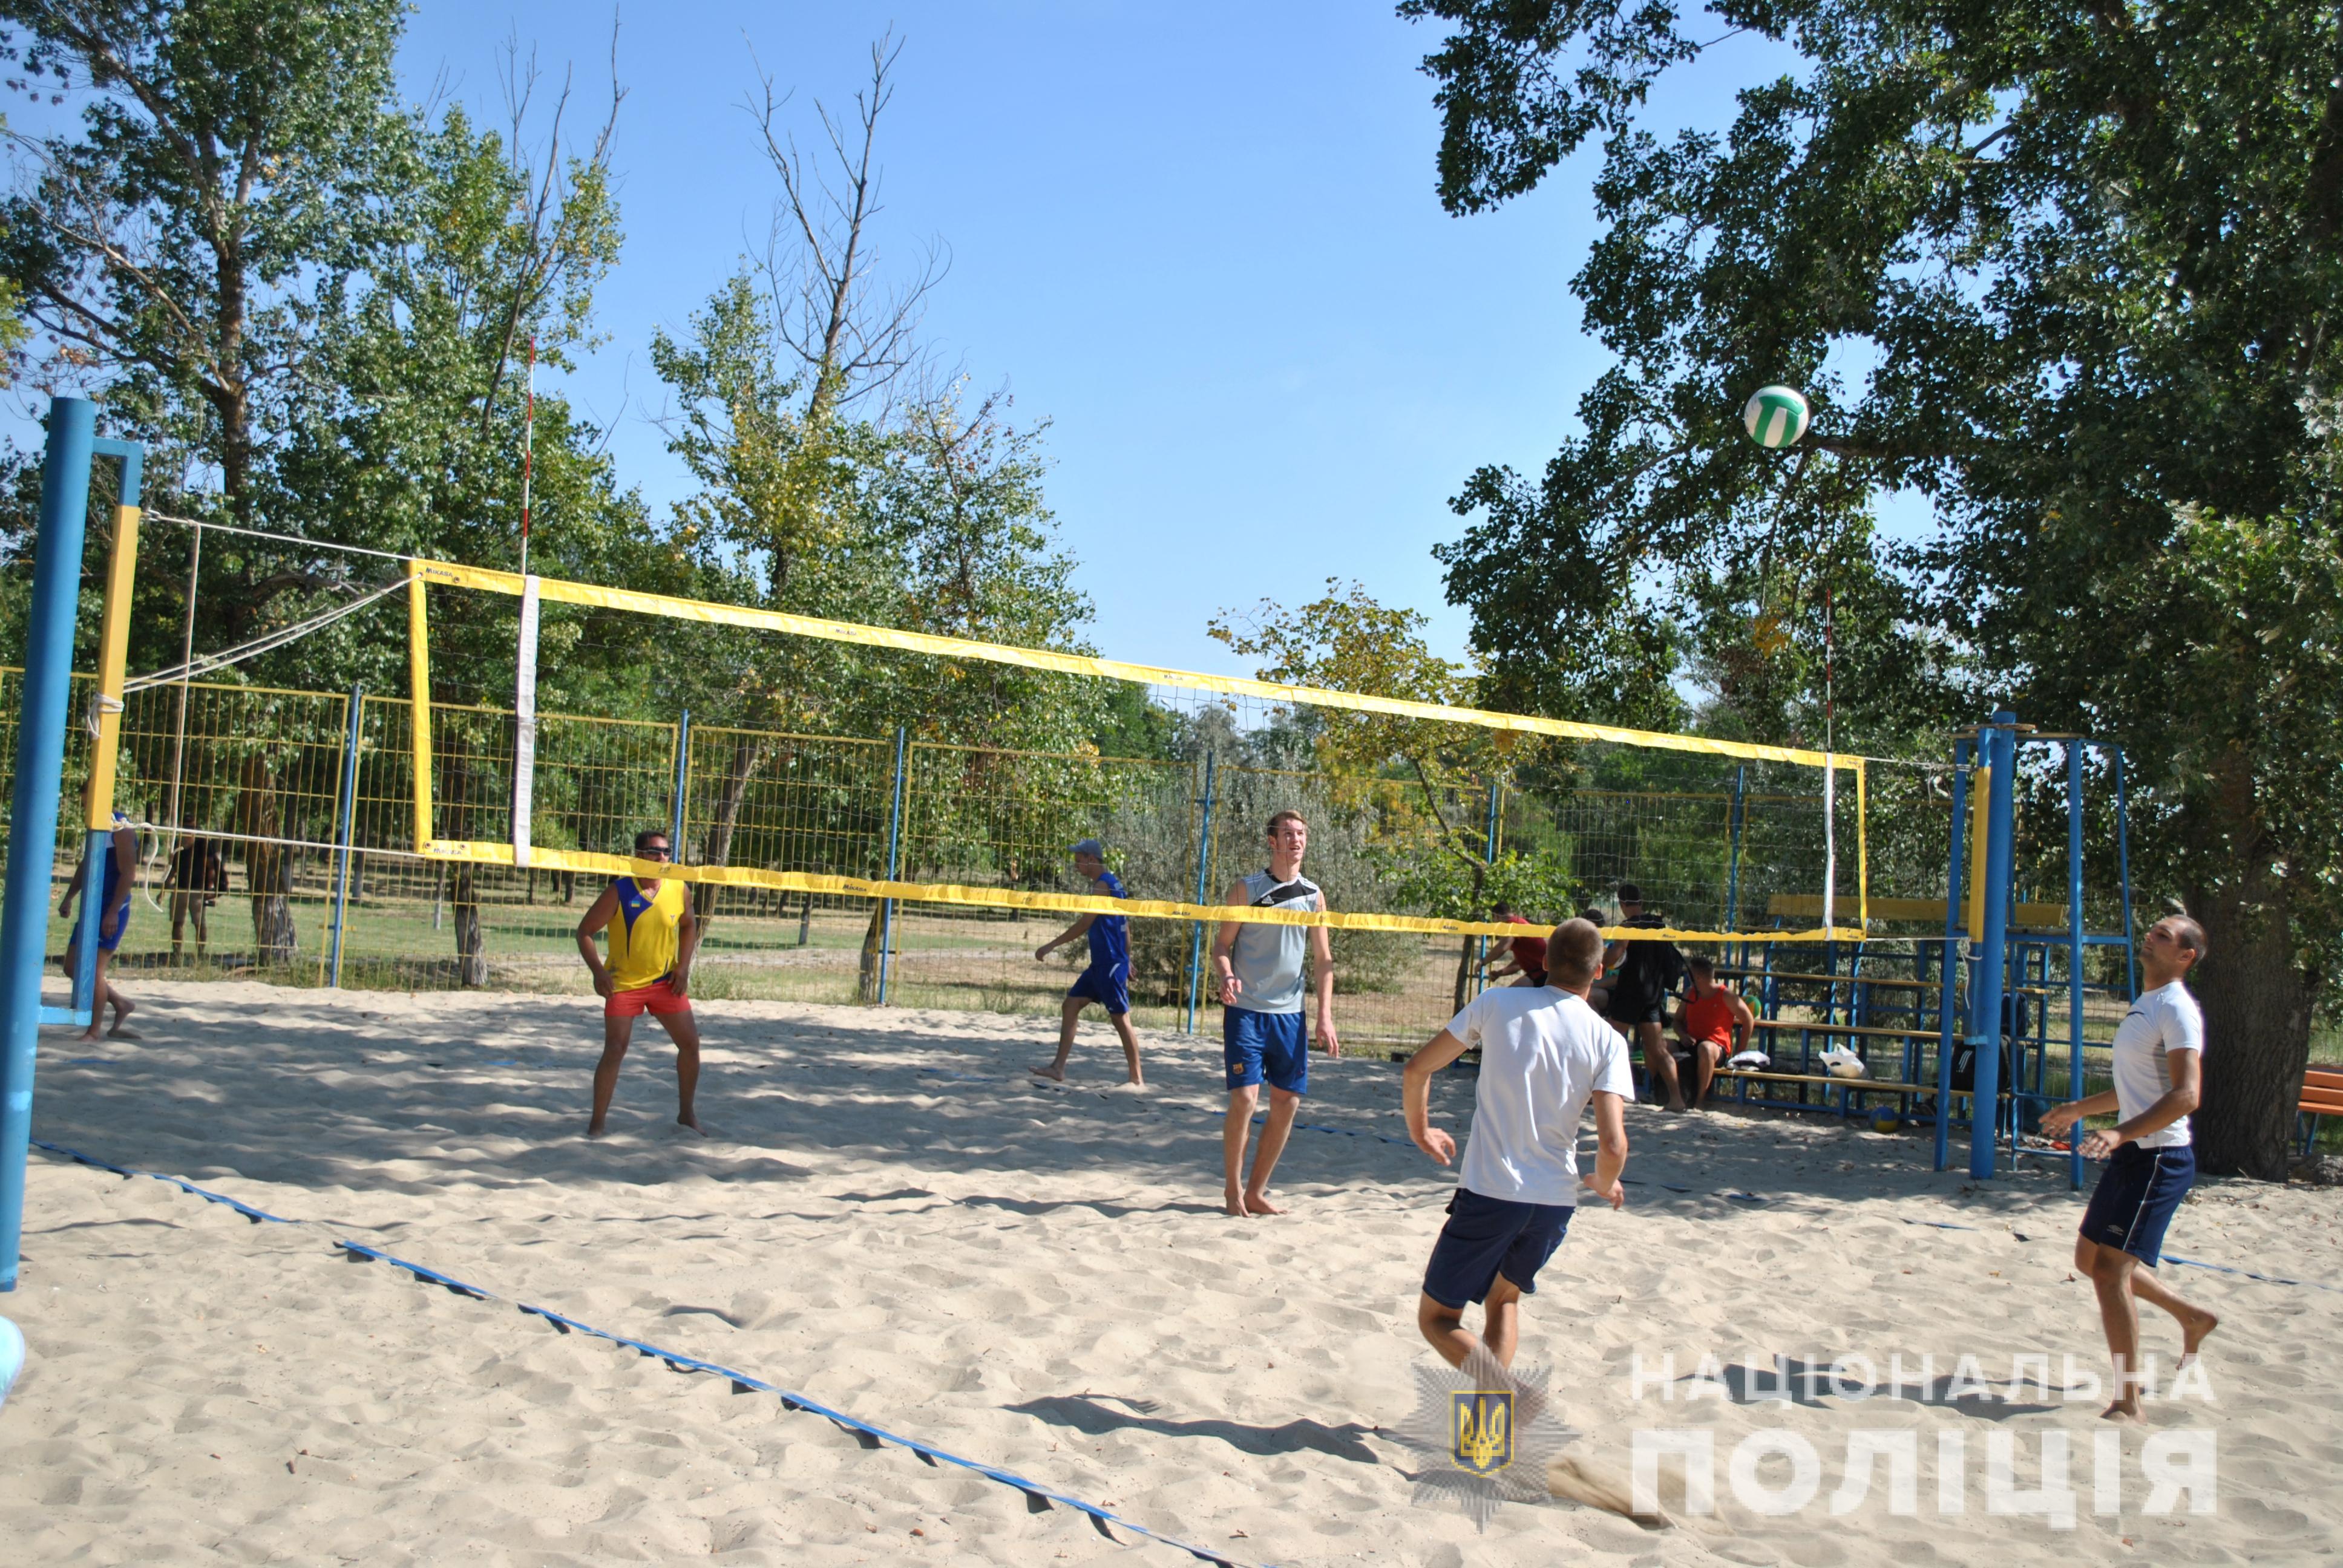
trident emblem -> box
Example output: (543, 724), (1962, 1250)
(1451, 1389), (1513, 1475)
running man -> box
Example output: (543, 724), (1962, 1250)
(1477, 902), (1547, 987)
(2041, 914), (2220, 1421)
(577, 828), (705, 1138)
(59, 807), (141, 1042)
(1213, 809), (1339, 1217)
(1671, 955), (1754, 1111)
(1405, 918), (1631, 1373)
(1032, 838), (1144, 1086)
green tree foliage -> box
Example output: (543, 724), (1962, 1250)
(1404, 0), (2343, 1174)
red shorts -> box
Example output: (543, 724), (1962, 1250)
(605, 979), (691, 1018)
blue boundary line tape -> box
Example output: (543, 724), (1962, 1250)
(34, 1139), (1264, 1566)
(33, 1138), (298, 1226)
(2164, 1254), (2342, 1294)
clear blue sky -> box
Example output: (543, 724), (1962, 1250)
(392, 2), (1795, 678)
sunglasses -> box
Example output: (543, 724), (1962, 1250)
(639, 843), (672, 858)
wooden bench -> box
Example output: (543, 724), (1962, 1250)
(2299, 1067), (2343, 1155)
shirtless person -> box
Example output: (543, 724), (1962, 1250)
(60, 805), (141, 1042)
(577, 828), (705, 1137)
(1671, 955), (1754, 1111)
(1213, 810), (1339, 1217)
(2040, 915), (2221, 1420)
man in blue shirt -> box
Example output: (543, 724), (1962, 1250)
(1032, 838), (1143, 1086)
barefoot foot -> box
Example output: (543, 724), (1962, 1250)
(2100, 1400), (2141, 1423)
(2179, 1307), (2221, 1363)
(677, 1113), (706, 1136)
(1224, 1187), (1250, 1218)
(586, 1123), (609, 1140)
(1029, 1063), (1066, 1082)
(1243, 1191), (1285, 1216)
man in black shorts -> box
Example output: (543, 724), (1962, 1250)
(1601, 884), (1688, 1111)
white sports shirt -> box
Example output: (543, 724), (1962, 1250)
(1443, 986), (1634, 1206)
(2111, 980), (2205, 1150)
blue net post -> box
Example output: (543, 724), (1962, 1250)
(2067, 738), (2088, 1192)
(328, 685), (365, 987)
(669, 710), (690, 860)
(1183, 751), (1217, 1035)
(1934, 736), (1974, 1172)
(1473, 777), (1500, 996)
(1, 397), (99, 1292)
(876, 727), (906, 1005)
(1970, 710), (2019, 1179)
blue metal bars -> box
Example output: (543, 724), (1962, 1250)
(1183, 751), (1217, 1035)
(328, 686), (365, 987)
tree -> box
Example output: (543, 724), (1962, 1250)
(1, 0), (407, 523)
(1403, 0), (2343, 1175)
(1211, 580), (1516, 1008)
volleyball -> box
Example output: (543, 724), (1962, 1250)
(1742, 385), (1810, 449)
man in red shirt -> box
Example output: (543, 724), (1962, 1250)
(1671, 955), (1754, 1110)
(1476, 903), (1548, 986)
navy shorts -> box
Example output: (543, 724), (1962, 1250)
(2079, 1143), (2197, 1266)
(1605, 993), (1665, 1028)
(1224, 1007), (1308, 1094)
(1067, 961), (1130, 1016)
(1423, 1188), (1575, 1308)
(69, 905), (130, 955)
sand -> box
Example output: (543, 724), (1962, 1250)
(2, 978), (2338, 1565)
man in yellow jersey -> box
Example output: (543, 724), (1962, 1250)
(576, 828), (704, 1137)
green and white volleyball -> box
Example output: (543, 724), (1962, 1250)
(1742, 385), (1810, 449)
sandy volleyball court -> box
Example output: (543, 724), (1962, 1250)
(1, 980), (2338, 1564)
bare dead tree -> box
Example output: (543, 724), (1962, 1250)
(743, 30), (947, 425)
(477, 24), (626, 436)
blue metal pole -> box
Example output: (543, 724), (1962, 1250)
(1475, 777), (1500, 996)
(2114, 747), (2137, 1001)
(1184, 751), (1217, 1035)
(1934, 737), (1973, 1172)
(2066, 740), (2088, 1191)
(1970, 711), (2019, 1179)
(2, 396), (99, 1292)
(876, 727), (906, 1005)
(669, 710), (691, 861)
(329, 685), (364, 988)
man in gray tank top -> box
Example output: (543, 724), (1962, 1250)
(1212, 809), (1340, 1216)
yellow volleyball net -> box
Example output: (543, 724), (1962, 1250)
(400, 557), (1870, 946)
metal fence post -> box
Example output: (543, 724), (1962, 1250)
(2114, 746), (2137, 1001)
(1184, 751), (1217, 1034)
(1934, 737), (1973, 1173)
(1473, 777), (1501, 996)
(1723, 763), (1747, 961)
(329, 685), (364, 988)
(670, 710), (690, 860)
(877, 727), (907, 1005)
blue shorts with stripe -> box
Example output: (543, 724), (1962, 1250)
(2079, 1142), (2196, 1266)
(1067, 961), (1130, 1016)
(1224, 1007), (1308, 1094)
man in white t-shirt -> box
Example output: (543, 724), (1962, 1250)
(1404, 918), (1633, 1372)
(2042, 913), (2221, 1421)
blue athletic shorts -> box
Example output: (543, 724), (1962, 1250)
(2079, 1142), (2197, 1266)
(1067, 960), (1130, 1016)
(1224, 1007), (1308, 1094)
(1423, 1187), (1575, 1309)
(70, 905), (129, 955)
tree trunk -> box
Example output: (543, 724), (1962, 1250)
(451, 862), (489, 988)
(798, 890), (813, 947)
(694, 735), (767, 925)
(2187, 877), (2310, 1180)
(233, 755), (297, 963)
(859, 903), (885, 1002)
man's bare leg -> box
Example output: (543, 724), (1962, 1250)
(655, 1008), (705, 1134)
(1031, 996), (1084, 1082)
(1685, 1040), (1717, 1109)
(1108, 1010), (1144, 1086)
(588, 1013), (636, 1137)
(1419, 1274), (1525, 1370)
(2125, 1256), (2220, 1361)
(169, 895), (188, 964)
(1243, 1086), (1301, 1214)
(1223, 1084), (1260, 1215)
(2080, 1237), (2148, 1420)
(1640, 1022), (1685, 1110)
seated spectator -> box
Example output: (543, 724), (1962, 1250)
(1671, 955), (1753, 1111)
(1476, 903), (1548, 987)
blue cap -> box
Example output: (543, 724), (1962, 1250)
(1069, 838), (1106, 858)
